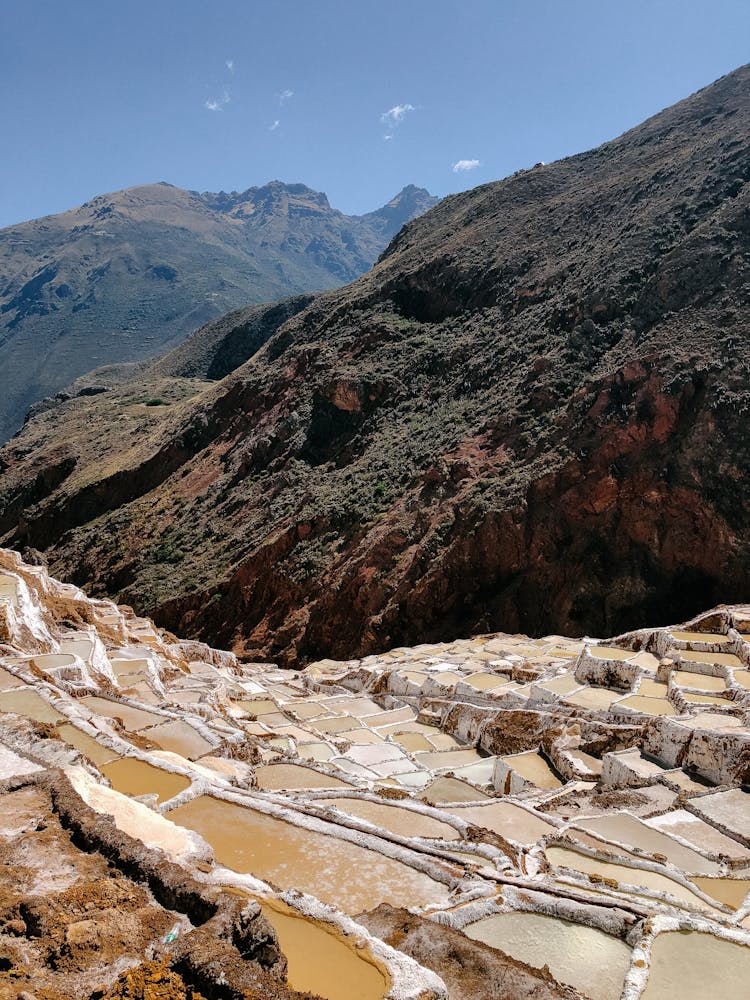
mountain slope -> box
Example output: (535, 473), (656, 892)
(0, 181), (437, 441)
(1, 66), (749, 665)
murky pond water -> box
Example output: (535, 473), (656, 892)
(168, 795), (451, 914)
(255, 763), (353, 790)
(641, 931), (750, 1000)
(101, 757), (191, 803)
(260, 899), (387, 1000)
(0, 688), (64, 724)
(464, 910), (631, 1000)
(56, 723), (119, 765)
(325, 797), (460, 840)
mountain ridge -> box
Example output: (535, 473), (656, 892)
(0, 180), (438, 442)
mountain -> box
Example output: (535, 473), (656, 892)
(0, 180), (438, 442)
(1, 66), (749, 665)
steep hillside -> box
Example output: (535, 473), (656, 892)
(0, 181), (437, 441)
(1, 66), (749, 665)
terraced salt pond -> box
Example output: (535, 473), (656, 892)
(145, 719), (213, 759)
(0, 666), (24, 691)
(168, 795), (451, 914)
(324, 797), (460, 840)
(499, 750), (562, 790)
(545, 846), (721, 913)
(446, 800), (555, 843)
(688, 876), (750, 909)
(679, 650), (743, 667)
(7, 550), (750, 999)
(101, 758), (191, 804)
(259, 899), (388, 1000)
(0, 688), (64, 724)
(420, 776), (492, 804)
(56, 723), (119, 765)
(413, 748), (483, 770)
(641, 931), (750, 1000)
(255, 763), (353, 790)
(574, 813), (721, 873)
(615, 695), (676, 716)
(79, 696), (164, 731)
(464, 911), (632, 1000)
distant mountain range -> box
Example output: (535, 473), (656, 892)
(0, 181), (438, 441)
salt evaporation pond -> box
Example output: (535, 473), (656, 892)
(101, 758), (191, 804)
(325, 797), (460, 840)
(145, 719), (213, 759)
(420, 776), (492, 804)
(168, 795), (451, 914)
(641, 931), (750, 1000)
(464, 910), (631, 1000)
(259, 899), (387, 1000)
(255, 763), (353, 790)
(576, 813), (720, 873)
(446, 801), (555, 843)
(56, 723), (119, 766)
(545, 846), (721, 914)
(500, 750), (561, 789)
(80, 696), (164, 732)
(0, 666), (24, 692)
(0, 688), (64, 724)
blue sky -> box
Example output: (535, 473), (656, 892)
(1, 0), (749, 227)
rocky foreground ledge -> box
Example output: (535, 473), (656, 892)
(1, 548), (750, 998)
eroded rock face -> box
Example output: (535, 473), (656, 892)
(1, 71), (750, 667)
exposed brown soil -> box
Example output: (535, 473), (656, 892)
(359, 904), (586, 1000)
(94, 960), (207, 1000)
(0, 773), (318, 1000)
(0, 784), (174, 999)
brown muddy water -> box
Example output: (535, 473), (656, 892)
(168, 795), (451, 914)
(101, 758), (191, 804)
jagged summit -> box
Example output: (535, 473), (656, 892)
(0, 179), (438, 442)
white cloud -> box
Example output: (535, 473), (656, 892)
(452, 158), (481, 172)
(380, 103), (416, 127)
(276, 89), (294, 103)
(269, 119), (280, 131)
(226, 59), (234, 73)
(205, 90), (230, 112)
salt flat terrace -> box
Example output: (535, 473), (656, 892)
(2, 548), (750, 998)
